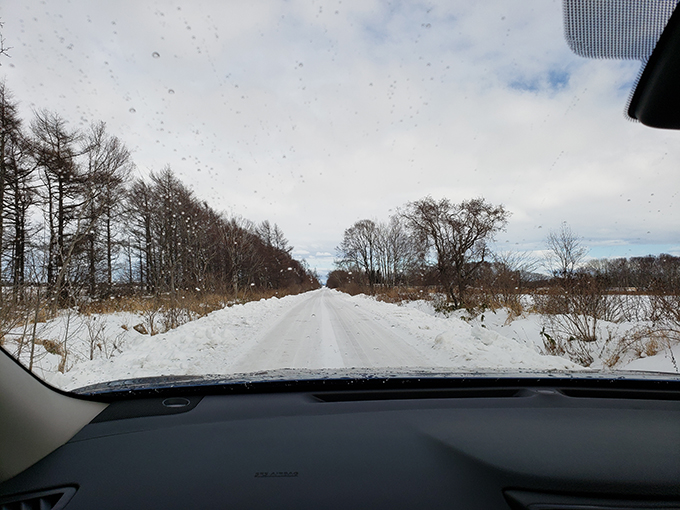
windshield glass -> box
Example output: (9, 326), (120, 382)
(0, 0), (678, 392)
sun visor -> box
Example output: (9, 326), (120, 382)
(564, 0), (677, 59)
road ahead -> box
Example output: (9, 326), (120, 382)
(232, 288), (433, 372)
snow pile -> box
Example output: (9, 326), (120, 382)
(432, 326), (575, 370)
(621, 346), (680, 373)
(452, 306), (679, 374)
(342, 292), (578, 372)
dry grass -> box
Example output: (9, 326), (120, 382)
(374, 286), (439, 303)
(77, 286), (311, 316)
(330, 282), (366, 296)
(73, 285), (317, 337)
(76, 293), (224, 316)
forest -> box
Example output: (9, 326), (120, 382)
(0, 82), (319, 340)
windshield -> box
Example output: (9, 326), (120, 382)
(0, 0), (678, 392)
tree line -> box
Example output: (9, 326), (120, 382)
(331, 198), (679, 307)
(0, 82), (319, 309)
(330, 196), (510, 308)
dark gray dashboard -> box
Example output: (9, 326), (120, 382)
(1, 386), (679, 509)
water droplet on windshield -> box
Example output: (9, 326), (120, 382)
(152, 52), (160, 58)
(129, 108), (136, 113)
(168, 89), (175, 94)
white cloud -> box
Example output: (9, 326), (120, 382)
(2, 0), (678, 274)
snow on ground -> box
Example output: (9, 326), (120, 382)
(405, 299), (680, 375)
(6, 288), (678, 392)
(622, 344), (680, 373)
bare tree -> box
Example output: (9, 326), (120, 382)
(647, 255), (680, 355)
(374, 215), (425, 287)
(257, 220), (291, 254)
(31, 110), (85, 302)
(0, 99), (33, 346)
(126, 179), (156, 292)
(82, 121), (133, 296)
(223, 215), (262, 297)
(4, 120), (37, 303)
(489, 250), (538, 316)
(337, 219), (380, 292)
(0, 20), (11, 63)
(545, 222), (587, 280)
(402, 196), (509, 308)
(539, 224), (604, 365)
(124, 167), (314, 302)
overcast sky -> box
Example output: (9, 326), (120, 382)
(1, 0), (679, 276)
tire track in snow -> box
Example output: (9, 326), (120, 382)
(232, 288), (433, 372)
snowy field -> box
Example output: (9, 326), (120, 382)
(5, 288), (679, 391)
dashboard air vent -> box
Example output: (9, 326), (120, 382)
(0, 487), (76, 510)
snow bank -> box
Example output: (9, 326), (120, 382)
(341, 292), (578, 371)
(621, 343), (680, 373)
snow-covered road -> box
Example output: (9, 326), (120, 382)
(233, 288), (432, 372)
(41, 287), (586, 391)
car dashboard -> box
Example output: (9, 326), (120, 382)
(1, 377), (679, 510)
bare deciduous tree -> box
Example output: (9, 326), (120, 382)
(257, 220), (291, 255)
(0, 82), (35, 303)
(337, 219), (380, 291)
(539, 224), (603, 364)
(31, 110), (85, 302)
(545, 222), (587, 280)
(83, 121), (133, 296)
(488, 250), (538, 317)
(402, 196), (509, 308)
(0, 20), (11, 63)
(336, 215), (425, 293)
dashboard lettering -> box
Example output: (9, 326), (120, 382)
(254, 471), (299, 478)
